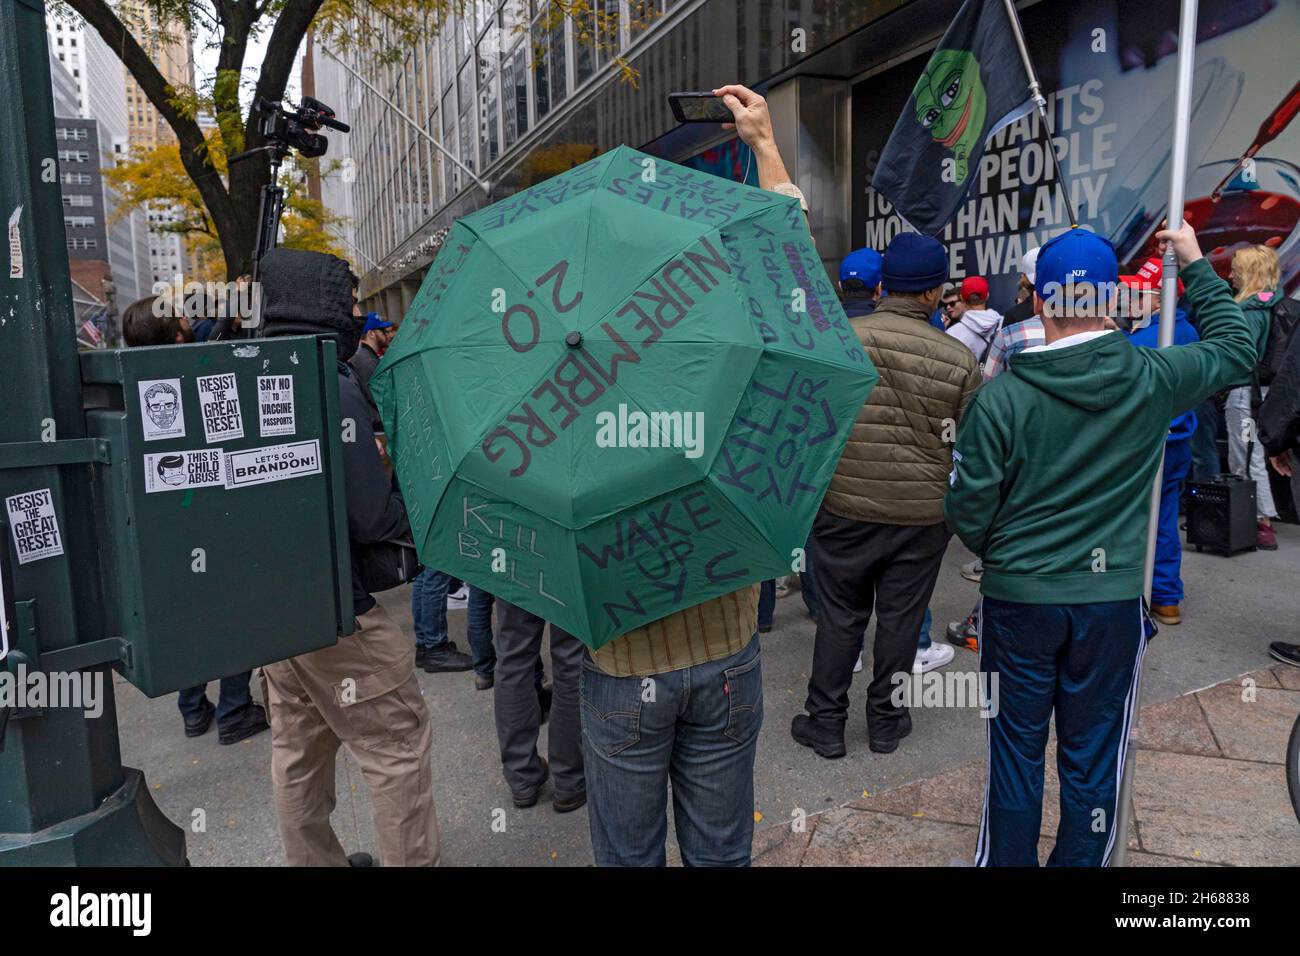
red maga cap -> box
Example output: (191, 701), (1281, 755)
(959, 276), (990, 301)
(1126, 256), (1184, 295)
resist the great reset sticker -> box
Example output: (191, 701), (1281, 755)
(225, 440), (322, 489)
(196, 372), (245, 443)
(5, 488), (64, 565)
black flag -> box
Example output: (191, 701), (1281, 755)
(871, 0), (1035, 236)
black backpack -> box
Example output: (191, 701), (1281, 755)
(356, 535), (422, 593)
(1259, 296), (1300, 386)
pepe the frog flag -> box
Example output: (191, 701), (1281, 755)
(872, 0), (1036, 236)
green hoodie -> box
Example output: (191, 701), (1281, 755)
(943, 258), (1256, 604)
(1229, 286), (1279, 389)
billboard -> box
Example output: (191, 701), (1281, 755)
(854, 0), (1300, 304)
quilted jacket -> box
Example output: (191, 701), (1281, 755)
(822, 295), (982, 525)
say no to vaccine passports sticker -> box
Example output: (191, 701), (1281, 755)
(257, 374), (296, 437)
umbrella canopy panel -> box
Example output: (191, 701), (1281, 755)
(372, 145), (877, 647)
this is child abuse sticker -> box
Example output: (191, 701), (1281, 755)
(5, 488), (63, 565)
(142, 448), (226, 493)
(225, 440), (322, 489)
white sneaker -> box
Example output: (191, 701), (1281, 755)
(853, 653), (863, 673)
(446, 586), (469, 609)
(913, 643), (955, 673)
(960, 558), (983, 583)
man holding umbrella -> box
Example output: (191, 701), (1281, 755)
(944, 222), (1255, 866)
(571, 83), (813, 866)
(371, 81), (874, 866)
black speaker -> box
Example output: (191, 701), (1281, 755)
(1185, 475), (1257, 555)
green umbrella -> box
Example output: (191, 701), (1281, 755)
(370, 145), (877, 648)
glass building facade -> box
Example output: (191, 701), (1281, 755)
(311, 0), (927, 319)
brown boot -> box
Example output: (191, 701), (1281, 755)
(1151, 603), (1181, 625)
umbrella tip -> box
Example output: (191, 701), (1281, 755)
(565, 331), (584, 348)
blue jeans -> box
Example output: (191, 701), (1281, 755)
(178, 673), (253, 726)
(758, 580), (776, 629)
(411, 567), (451, 650)
(1153, 439), (1193, 606)
(580, 636), (763, 866)
(1190, 399), (1220, 482)
(467, 585), (497, 678)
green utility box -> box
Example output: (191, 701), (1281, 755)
(77, 335), (354, 697)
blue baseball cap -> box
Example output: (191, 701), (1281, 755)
(840, 248), (883, 287)
(363, 312), (394, 333)
(1034, 228), (1119, 297)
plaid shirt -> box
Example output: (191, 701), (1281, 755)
(982, 315), (1046, 382)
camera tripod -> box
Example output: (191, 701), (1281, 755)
(211, 141), (289, 340)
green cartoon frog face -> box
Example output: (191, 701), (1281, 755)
(912, 49), (987, 185)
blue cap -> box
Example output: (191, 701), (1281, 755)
(882, 232), (948, 293)
(840, 248), (883, 287)
(363, 312), (394, 333)
(1034, 228), (1119, 297)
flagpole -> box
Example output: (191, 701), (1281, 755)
(1000, 0), (1078, 225)
(1113, 0), (1199, 868)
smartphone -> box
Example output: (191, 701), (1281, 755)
(668, 92), (733, 124)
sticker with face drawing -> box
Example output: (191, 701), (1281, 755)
(142, 449), (226, 493)
(138, 378), (186, 441)
(912, 49), (987, 188)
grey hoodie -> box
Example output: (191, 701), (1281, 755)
(947, 306), (1002, 358)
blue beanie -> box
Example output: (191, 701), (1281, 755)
(882, 232), (948, 293)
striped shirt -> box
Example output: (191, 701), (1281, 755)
(589, 585), (759, 677)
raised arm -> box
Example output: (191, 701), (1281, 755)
(1144, 221), (1258, 417)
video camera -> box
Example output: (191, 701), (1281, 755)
(212, 97), (352, 342)
(251, 95), (350, 159)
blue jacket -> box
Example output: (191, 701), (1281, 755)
(1125, 307), (1199, 442)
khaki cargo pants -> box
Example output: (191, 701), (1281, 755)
(262, 603), (440, 866)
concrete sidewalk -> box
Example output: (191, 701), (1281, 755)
(746, 664), (1300, 867)
(114, 525), (1300, 866)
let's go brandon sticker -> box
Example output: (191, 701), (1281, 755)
(224, 440), (322, 489)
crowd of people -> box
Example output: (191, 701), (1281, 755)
(117, 83), (1299, 869)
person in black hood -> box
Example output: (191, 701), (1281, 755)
(256, 248), (440, 867)
(1259, 310), (1300, 668)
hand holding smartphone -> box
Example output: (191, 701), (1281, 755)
(668, 92), (734, 123)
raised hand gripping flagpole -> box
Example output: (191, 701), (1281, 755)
(1112, 0), (1200, 868)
